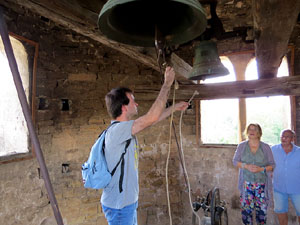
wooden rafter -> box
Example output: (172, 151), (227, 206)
(134, 75), (300, 101)
(253, 0), (300, 79)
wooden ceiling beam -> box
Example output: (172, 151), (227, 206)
(253, 0), (300, 79)
(134, 75), (300, 101)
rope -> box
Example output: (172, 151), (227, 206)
(166, 88), (200, 225)
(166, 81), (177, 225)
(188, 90), (199, 105)
(179, 93), (201, 225)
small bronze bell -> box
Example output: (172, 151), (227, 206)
(188, 40), (229, 80)
(98, 0), (207, 47)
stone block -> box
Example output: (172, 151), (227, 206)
(52, 130), (77, 151)
(146, 215), (158, 224)
(155, 193), (168, 205)
(80, 204), (98, 217)
(138, 210), (147, 225)
(169, 191), (181, 204)
(96, 216), (108, 225)
(139, 160), (155, 172)
(38, 125), (56, 135)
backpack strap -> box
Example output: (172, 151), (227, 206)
(105, 139), (131, 193)
(117, 139), (131, 193)
(101, 121), (120, 157)
(102, 121), (131, 193)
(99, 121), (120, 138)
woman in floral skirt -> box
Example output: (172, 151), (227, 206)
(233, 123), (275, 225)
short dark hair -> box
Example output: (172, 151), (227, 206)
(105, 87), (132, 119)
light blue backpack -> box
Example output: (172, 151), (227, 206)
(81, 122), (131, 191)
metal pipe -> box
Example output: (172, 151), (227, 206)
(8, 31), (39, 157)
(0, 7), (64, 225)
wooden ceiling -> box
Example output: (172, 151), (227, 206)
(1, 0), (300, 91)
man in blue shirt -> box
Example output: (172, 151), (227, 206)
(272, 129), (300, 225)
(102, 67), (189, 225)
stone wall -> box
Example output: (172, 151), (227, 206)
(0, 2), (300, 225)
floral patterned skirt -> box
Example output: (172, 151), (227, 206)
(240, 181), (268, 225)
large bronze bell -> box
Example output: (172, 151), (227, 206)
(188, 40), (229, 80)
(98, 0), (207, 47)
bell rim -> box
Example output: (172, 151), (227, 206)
(98, 0), (207, 47)
(188, 66), (229, 80)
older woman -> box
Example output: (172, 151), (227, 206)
(233, 123), (275, 225)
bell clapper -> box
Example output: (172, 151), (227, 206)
(155, 24), (168, 75)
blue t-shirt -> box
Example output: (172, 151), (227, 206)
(272, 143), (300, 194)
(101, 120), (139, 209)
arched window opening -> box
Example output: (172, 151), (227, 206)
(200, 56), (239, 144)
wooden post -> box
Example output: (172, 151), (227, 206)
(253, 0), (300, 79)
(228, 54), (253, 142)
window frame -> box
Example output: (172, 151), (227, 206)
(196, 46), (296, 146)
(0, 32), (38, 164)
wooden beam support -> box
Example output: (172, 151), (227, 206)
(228, 53), (253, 142)
(134, 75), (300, 101)
(170, 53), (193, 84)
(253, 0), (300, 79)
